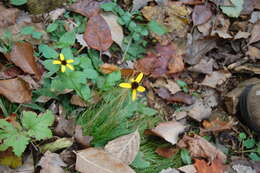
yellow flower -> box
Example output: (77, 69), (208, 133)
(119, 72), (146, 101)
(52, 53), (74, 72)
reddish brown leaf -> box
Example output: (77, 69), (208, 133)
(5, 42), (41, 80)
(0, 4), (19, 28)
(155, 147), (178, 158)
(168, 55), (185, 74)
(84, 15), (113, 51)
(120, 68), (135, 79)
(192, 4), (213, 26)
(69, 0), (100, 17)
(194, 159), (226, 173)
(0, 66), (23, 80)
(100, 63), (119, 74)
(0, 78), (32, 103)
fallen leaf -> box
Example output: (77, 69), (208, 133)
(76, 34), (89, 47)
(15, 154), (34, 173)
(177, 134), (227, 163)
(234, 63), (260, 74)
(247, 46), (260, 60)
(76, 148), (136, 173)
(249, 23), (260, 44)
(159, 168), (180, 173)
(149, 121), (185, 145)
(201, 117), (237, 134)
(132, 0), (152, 11)
(38, 151), (67, 173)
(70, 95), (88, 107)
(40, 138), (73, 153)
(192, 4), (213, 26)
(178, 164), (197, 173)
(105, 130), (140, 164)
(179, 0), (205, 5)
(220, 0), (244, 18)
(188, 58), (214, 74)
(0, 78), (31, 103)
(101, 12), (124, 48)
(44, 8), (66, 21)
(194, 159), (226, 173)
(60, 150), (76, 165)
(249, 11), (260, 23)
(75, 125), (93, 147)
(211, 14), (232, 39)
(168, 54), (185, 74)
(201, 70), (231, 88)
(0, 4), (19, 28)
(84, 15), (113, 51)
(187, 99), (212, 121)
(54, 115), (75, 137)
(234, 31), (250, 39)
(197, 18), (212, 36)
(173, 111), (187, 120)
(5, 42), (41, 79)
(0, 66), (23, 80)
(0, 148), (22, 169)
(69, 0), (100, 17)
(155, 147), (178, 158)
(165, 80), (182, 95)
(169, 92), (195, 105)
(100, 63), (119, 74)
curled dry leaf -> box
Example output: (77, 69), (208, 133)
(0, 78), (31, 103)
(38, 151), (67, 173)
(76, 148), (136, 173)
(0, 4), (19, 28)
(105, 131), (140, 164)
(84, 15), (113, 51)
(192, 4), (213, 26)
(100, 63), (119, 74)
(101, 12), (124, 48)
(69, 0), (100, 17)
(5, 42), (41, 80)
(75, 125), (93, 147)
(211, 14), (232, 39)
(201, 70), (231, 88)
(194, 159), (226, 173)
(148, 121), (185, 145)
(177, 134), (227, 163)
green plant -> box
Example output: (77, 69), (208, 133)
(0, 31), (13, 54)
(10, 0), (27, 6)
(20, 26), (43, 39)
(0, 111), (55, 156)
(180, 148), (192, 165)
(176, 80), (189, 93)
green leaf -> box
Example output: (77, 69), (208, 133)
(243, 139), (256, 149)
(239, 132), (247, 141)
(84, 69), (99, 80)
(59, 32), (76, 46)
(181, 148), (192, 165)
(249, 153), (260, 161)
(220, 0), (244, 18)
(21, 111), (55, 140)
(32, 31), (43, 39)
(176, 80), (187, 88)
(39, 44), (58, 59)
(80, 85), (91, 101)
(138, 105), (157, 116)
(148, 20), (167, 36)
(100, 2), (117, 12)
(61, 47), (73, 59)
(21, 26), (34, 35)
(10, 0), (27, 5)
(79, 57), (93, 69)
(131, 152), (150, 169)
(47, 23), (58, 32)
(105, 71), (121, 86)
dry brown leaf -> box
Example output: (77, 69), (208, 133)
(5, 42), (41, 80)
(192, 4), (213, 26)
(84, 15), (113, 51)
(132, 0), (152, 11)
(101, 12), (124, 48)
(249, 23), (260, 44)
(194, 159), (226, 173)
(105, 131), (140, 164)
(165, 80), (181, 95)
(201, 117), (237, 134)
(149, 121), (185, 145)
(70, 95), (88, 107)
(177, 134), (227, 163)
(211, 14), (232, 39)
(0, 4), (19, 28)
(38, 151), (67, 173)
(155, 147), (178, 158)
(201, 70), (231, 88)
(188, 58), (214, 74)
(234, 31), (251, 39)
(178, 165), (197, 173)
(69, 0), (100, 17)
(100, 63), (119, 74)
(187, 99), (212, 122)
(159, 168), (180, 173)
(76, 148), (136, 173)
(247, 46), (260, 60)
(54, 115), (75, 137)
(75, 125), (93, 147)
(0, 78), (31, 103)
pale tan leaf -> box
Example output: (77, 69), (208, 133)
(105, 131), (140, 164)
(76, 148), (136, 173)
(178, 165), (197, 173)
(249, 23), (260, 44)
(201, 70), (231, 88)
(0, 4), (19, 28)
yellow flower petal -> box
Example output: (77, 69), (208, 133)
(137, 86), (146, 92)
(53, 60), (61, 64)
(132, 89), (137, 101)
(66, 64), (74, 71)
(61, 65), (66, 72)
(66, 59), (74, 63)
(60, 53), (65, 61)
(135, 72), (144, 83)
(119, 83), (131, 89)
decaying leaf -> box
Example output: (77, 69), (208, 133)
(101, 12), (124, 48)
(211, 14), (232, 39)
(148, 121), (185, 145)
(69, 0), (100, 17)
(234, 31), (250, 39)
(100, 63), (119, 74)
(0, 148), (22, 169)
(155, 147), (178, 158)
(105, 131), (140, 164)
(159, 168), (180, 173)
(0, 78), (31, 103)
(15, 154), (34, 173)
(201, 117), (237, 134)
(194, 159), (226, 173)
(247, 46), (260, 60)
(5, 42), (41, 79)
(132, 0), (152, 11)
(249, 23), (260, 44)
(0, 4), (20, 28)
(54, 115), (76, 137)
(38, 151), (67, 173)
(76, 34), (89, 47)
(201, 70), (231, 88)
(188, 58), (214, 74)
(177, 134), (227, 163)
(178, 165), (197, 173)
(76, 148), (136, 173)
(70, 95), (88, 107)
(192, 4), (213, 26)
(187, 99), (212, 122)
(84, 15), (113, 51)
(75, 125), (93, 147)
(40, 138), (73, 153)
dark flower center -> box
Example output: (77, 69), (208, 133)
(61, 60), (67, 65)
(131, 82), (139, 89)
